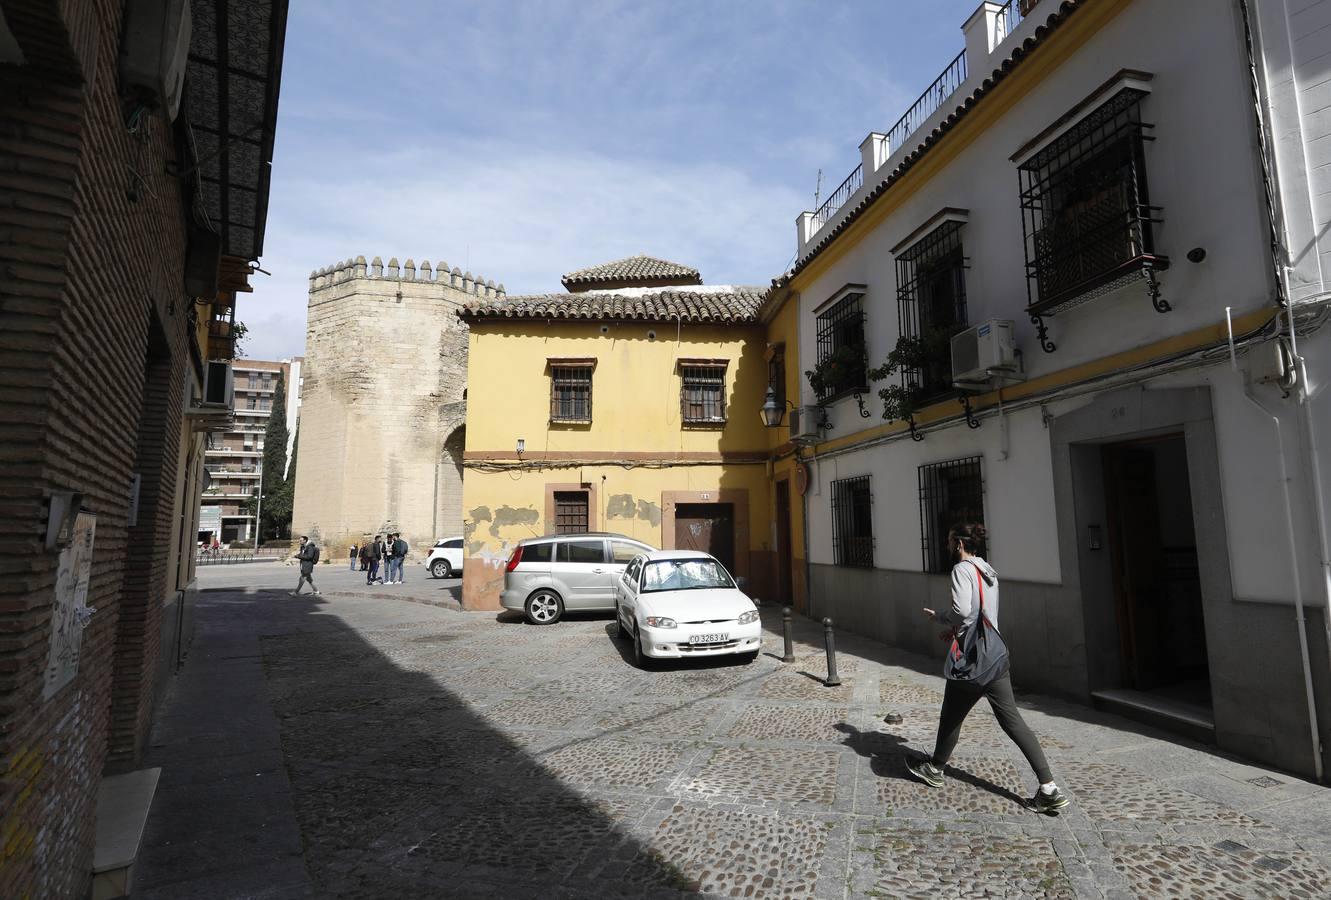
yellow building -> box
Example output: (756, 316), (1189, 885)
(457, 256), (807, 612)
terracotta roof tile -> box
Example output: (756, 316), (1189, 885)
(561, 255), (702, 289)
(458, 286), (767, 324)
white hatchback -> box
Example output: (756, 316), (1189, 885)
(614, 550), (762, 666)
(424, 537), (464, 578)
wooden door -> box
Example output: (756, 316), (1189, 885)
(1103, 444), (1166, 690)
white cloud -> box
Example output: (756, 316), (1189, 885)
(239, 136), (804, 360)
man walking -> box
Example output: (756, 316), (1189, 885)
(349, 542), (358, 571)
(293, 535), (320, 596)
(905, 522), (1070, 814)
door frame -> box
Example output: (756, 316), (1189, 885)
(1049, 386), (1229, 702)
(661, 489), (750, 583)
(544, 482), (598, 534)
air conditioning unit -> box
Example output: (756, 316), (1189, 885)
(951, 319), (1017, 387)
(788, 405), (823, 445)
(203, 360), (233, 407)
(119, 0), (192, 121)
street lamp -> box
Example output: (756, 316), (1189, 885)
(760, 386), (795, 428)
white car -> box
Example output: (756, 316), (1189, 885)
(424, 537), (464, 578)
(614, 550), (762, 666)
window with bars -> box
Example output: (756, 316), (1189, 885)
(680, 365), (726, 424)
(831, 475), (874, 568)
(896, 219), (967, 400)
(918, 456), (985, 574)
(553, 491), (589, 533)
(550, 364), (593, 423)
(813, 291), (867, 401)
(246, 396), (256, 409)
(1019, 87), (1164, 316)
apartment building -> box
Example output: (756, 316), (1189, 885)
(780, 0), (1331, 781)
(200, 358), (303, 545)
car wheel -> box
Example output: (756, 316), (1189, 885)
(612, 603), (623, 638)
(631, 621), (650, 668)
(739, 650), (759, 664)
(525, 589), (563, 625)
(429, 559), (451, 579)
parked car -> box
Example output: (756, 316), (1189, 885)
(425, 537), (464, 578)
(614, 550), (761, 666)
(501, 533), (655, 624)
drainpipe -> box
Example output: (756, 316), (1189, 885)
(1228, 308), (1323, 782)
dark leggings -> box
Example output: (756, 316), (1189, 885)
(931, 672), (1053, 784)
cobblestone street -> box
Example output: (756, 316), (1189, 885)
(135, 569), (1331, 899)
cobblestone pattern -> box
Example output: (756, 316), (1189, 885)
(613, 804), (827, 896)
(758, 672), (856, 702)
(1109, 842), (1331, 899)
(683, 747), (840, 807)
(878, 679), (944, 705)
(243, 597), (1331, 899)
(857, 829), (1074, 899)
(875, 755), (1030, 817)
(1062, 761), (1267, 828)
(487, 697), (600, 728)
(727, 705), (852, 742)
(595, 702), (718, 737)
(535, 738), (689, 790)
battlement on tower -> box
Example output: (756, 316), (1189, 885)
(308, 254), (505, 298)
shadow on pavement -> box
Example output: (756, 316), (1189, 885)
(134, 589), (695, 899)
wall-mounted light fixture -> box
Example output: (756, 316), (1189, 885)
(516, 438), (525, 455)
(760, 386), (796, 428)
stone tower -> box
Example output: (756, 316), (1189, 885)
(291, 255), (504, 554)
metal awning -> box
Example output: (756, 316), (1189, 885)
(183, 0), (288, 263)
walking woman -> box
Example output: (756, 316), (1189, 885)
(906, 522), (1069, 814)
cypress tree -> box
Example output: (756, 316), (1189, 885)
(255, 370), (289, 542)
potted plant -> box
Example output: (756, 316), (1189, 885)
(805, 342), (867, 402)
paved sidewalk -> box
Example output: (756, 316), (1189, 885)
(134, 577), (1331, 898)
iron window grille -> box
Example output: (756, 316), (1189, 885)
(918, 456), (985, 574)
(831, 475), (874, 568)
(814, 292), (867, 401)
(1019, 87), (1167, 320)
(896, 219), (968, 400)
(550, 365), (593, 423)
(681, 365), (727, 424)
(553, 491), (589, 533)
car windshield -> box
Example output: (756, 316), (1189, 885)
(641, 559), (734, 593)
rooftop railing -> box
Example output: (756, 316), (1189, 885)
(807, 49), (968, 243)
(995, 0), (1025, 45)
(811, 164), (864, 234)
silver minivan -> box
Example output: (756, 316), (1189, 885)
(501, 533), (655, 624)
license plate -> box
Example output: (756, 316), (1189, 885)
(690, 633), (728, 644)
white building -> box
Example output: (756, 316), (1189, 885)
(784, 0), (1331, 781)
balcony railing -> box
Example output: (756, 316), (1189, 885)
(995, 0), (1025, 45)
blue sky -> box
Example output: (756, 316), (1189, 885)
(246, 0), (980, 360)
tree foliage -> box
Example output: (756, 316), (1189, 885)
(247, 370), (294, 542)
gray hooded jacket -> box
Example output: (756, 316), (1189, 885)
(934, 557), (999, 631)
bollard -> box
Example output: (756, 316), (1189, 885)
(822, 617), (842, 687)
(781, 607), (796, 663)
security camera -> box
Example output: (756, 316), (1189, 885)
(599, 324), (610, 335)
(647, 329), (657, 341)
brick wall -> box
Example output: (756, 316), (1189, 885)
(0, 0), (195, 895)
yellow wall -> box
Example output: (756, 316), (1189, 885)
(462, 318), (775, 608)
(465, 320), (769, 457)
